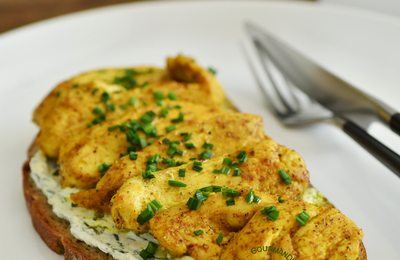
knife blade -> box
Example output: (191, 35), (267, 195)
(245, 21), (400, 135)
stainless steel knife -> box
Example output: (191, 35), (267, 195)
(245, 21), (400, 178)
(245, 21), (400, 135)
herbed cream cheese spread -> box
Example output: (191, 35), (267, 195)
(29, 149), (193, 260)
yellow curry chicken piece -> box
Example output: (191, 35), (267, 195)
(150, 191), (278, 260)
(58, 100), (222, 189)
(33, 55), (227, 158)
(111, 138), (309, 232)
(222, 200), (364, 260)
(70, 112), (266, 212)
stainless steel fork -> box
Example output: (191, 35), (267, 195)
(243, 34), (400, 178)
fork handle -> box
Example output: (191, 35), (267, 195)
(390, 113), (400, 136)
(343, 120), (400, 178)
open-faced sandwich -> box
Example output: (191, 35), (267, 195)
(23, 55), (367, 260)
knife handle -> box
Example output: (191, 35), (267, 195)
(389, 113), (400, 136)
(343, 120), (400, 178)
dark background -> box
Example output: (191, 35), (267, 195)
(0, 0), (314, 34)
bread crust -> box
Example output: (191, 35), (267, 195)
(23, 142), (114, 260)
(23, 142), (367, 260)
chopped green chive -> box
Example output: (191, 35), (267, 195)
(261, 206), (277, 215)
(278, 197), (285, 203)
(166, 125), (176, 133)
(56, 91), (61, 97)
(147, 154), (160, 164)
(239, 156), (248, 163)
(143, 101), (148, 106)
(213, 185), (222, 192)
(72, 83), (79, 88)
(216, 233), (223, 245)
(93, 107), (102, 115)
(194, 230), (203, 236)
(233, 169), (241, 176)
(189, 157), (197, 161)
(267, 210), (280, 221)
(58, 250), (65, 255)
(226, 198), (235, 206)
(142, 170), (155, 179)
(192, 165), (203, 172)
(180, 132), (188, 136)
(139, 137), (147, 149)
(222, 187), (240, 197)
(129, 97), (137, 106)
(223, 158), (232, 166)
(98, 163), (112, 177)
(246, 189), (254, 203)
(171, 112), (184, 123)
(137, 204), (155, 225)
(167, 146), (177, 156)
(127, 146), (136, 153)
(278, 169), (292, 185)
(185, 143), (195, 149)
(236, 150), (246, 159)
(71, 203), (78, 207)
(92, 118), (102, 125)
(163, 138), (171, 144)
(208, 67), (217, 75)
(142, 124), (157, 137)
(202, 142), (214, 150)
(155, 100), (163, 106)
(176, 149), (184, 156)
(108, 125), (120, 131)
(199, 186), (213, 192)
(168, 180), (187, 187)
(120, 104), (128, 110)
(154, 91), (164, 100)
(184, 133), (193, 141)
(129, 151), (138, 160)
(230, 163), (239, 169)
(176, 161), (186, 166)
(194, 190), (208, 201)
(253, 195), (261, 203)
(101, 92), (110, 103)
(199, 151), (214, 159)
(145, 241), (158, 255)
(92, 88), (98, 95)
(168, 91), (177, 100)
(213, 169), (221, 174)
(296, 210), (310, 226)
(160, 107), (169, 117)
(52, 170), (60, 176)
(179, 169), (186, 177)
(261, 206), (280, 220)
(107, 104), (116, 112)
(193, 161), (202, 166)
(147, 164), (157, 172)
(148, 199), (163, 212)
(186, 197), (202, 210)
(221, 166), (230, 175)
(141, 111), (156, 124)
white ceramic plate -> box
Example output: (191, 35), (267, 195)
(1, 1), (400, 259)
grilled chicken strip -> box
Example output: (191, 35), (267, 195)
(221, 200), (364, 260)
(71, 113), (266, 212)
(58, 100), (221, 189)
(33, 55), (226, 158)
(149, 191), (278, 260)
(111, 138), (309, 232)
